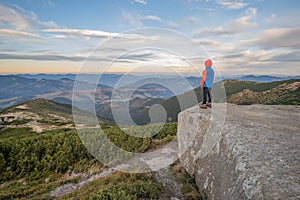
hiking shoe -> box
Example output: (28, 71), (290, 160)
(199, 104), (207, 109)
(207, 103), (212, 108)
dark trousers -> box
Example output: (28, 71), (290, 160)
(202, 87), (212, 104)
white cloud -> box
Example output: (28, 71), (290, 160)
(121, 10), (143, 27)
(0, 4), (57, 32)
(0, 29), (40, 38)
(235, 7), (257, 28)
(121, 10), (175, 28)
(0, 4), (31, 30)
(215, 47), (300, 74)
(133, 0), (147, 5)
(42, 28), (147, 39)
(217, 0), (248, 10)
(0, 52), (84, 61)
(122, 9), (179, 29)
(193, 7), (257, 36)
(144, 15), (162, 21)
(265, 13), (276, 23)
(197, 40), (221, 47)
(248, 28), (300, 50)
(166, 21), (179, 28)
(266, 51), (300, 63)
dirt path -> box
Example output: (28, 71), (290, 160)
(50, 167), (115, 197)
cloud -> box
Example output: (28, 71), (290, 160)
(236, 7), (257, 27)
(0, 52), (120, 62)
(216, 48), (300, 73)
(268, 51), (300, 62)
(133, 0), (147, 5)
(0, 49), (159, 63)
(193, 7), (257, 36)
(196, 40), (221, 47)
(0, 4), (57, 31)
(250, 28), (300, 50)
(144, 15), (162, 21)
(121, 10), (178, 28)
(122, 9), (165, 27)
(0, 4), (31, 30)
(42, 28), (147, 39)
(166, 21), (179, 28)
(118, 51), (158, 61)
(0, 53), (84, 61)
(222, 50), (252, 59)
(121, 10), (143, 27)
(217, 0), (248, 10)
(0, 29), (41, 38)
(265, 13), (276, 23)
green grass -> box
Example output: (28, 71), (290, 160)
(60, 172), (161, 200)
(0, 173), (62, 199)
(0, 127), (37, 139)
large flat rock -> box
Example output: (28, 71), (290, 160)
(178, 104), (300, 200)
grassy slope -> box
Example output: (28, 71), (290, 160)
(139, 79), (300, 122)
(225, 79), (300, 105)
(0, 98), (73, 120)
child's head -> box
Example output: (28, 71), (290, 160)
(204, 59), (212, 68)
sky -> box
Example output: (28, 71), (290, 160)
(0, 0), (299, 75)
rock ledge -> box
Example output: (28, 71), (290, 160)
(178, 104), (300, 200)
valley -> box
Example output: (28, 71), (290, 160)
(0, 74), (299, 199)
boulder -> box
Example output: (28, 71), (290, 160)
(178, 104), (300, 200)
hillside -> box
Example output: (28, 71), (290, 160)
(0, 98), (75, 134)
(0, 98), (75, 119)
(0, 98), (199, 199)
(225, 79), (300, 105)
(131, 79), (300, 122)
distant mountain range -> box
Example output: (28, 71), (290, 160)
(0, 74), (299, 125)
(0, 75), (181, 110)
(235, 75), (300, 82)
(14, 73), (300, 84)
(15, 73), (199, 87)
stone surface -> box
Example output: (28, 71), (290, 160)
(178, 103), (300, 200)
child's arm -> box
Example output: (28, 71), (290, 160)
(200, 70), (207, 88)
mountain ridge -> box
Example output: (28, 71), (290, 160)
(130, 79), (300, 123)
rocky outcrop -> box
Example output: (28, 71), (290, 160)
(178, 104), (300, 200)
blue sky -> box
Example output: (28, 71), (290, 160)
(0, 0), (299, 75)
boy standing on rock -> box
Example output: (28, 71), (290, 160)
(200, 59), (215, 109)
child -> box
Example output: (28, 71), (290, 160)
(200, 59), (214, 109)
